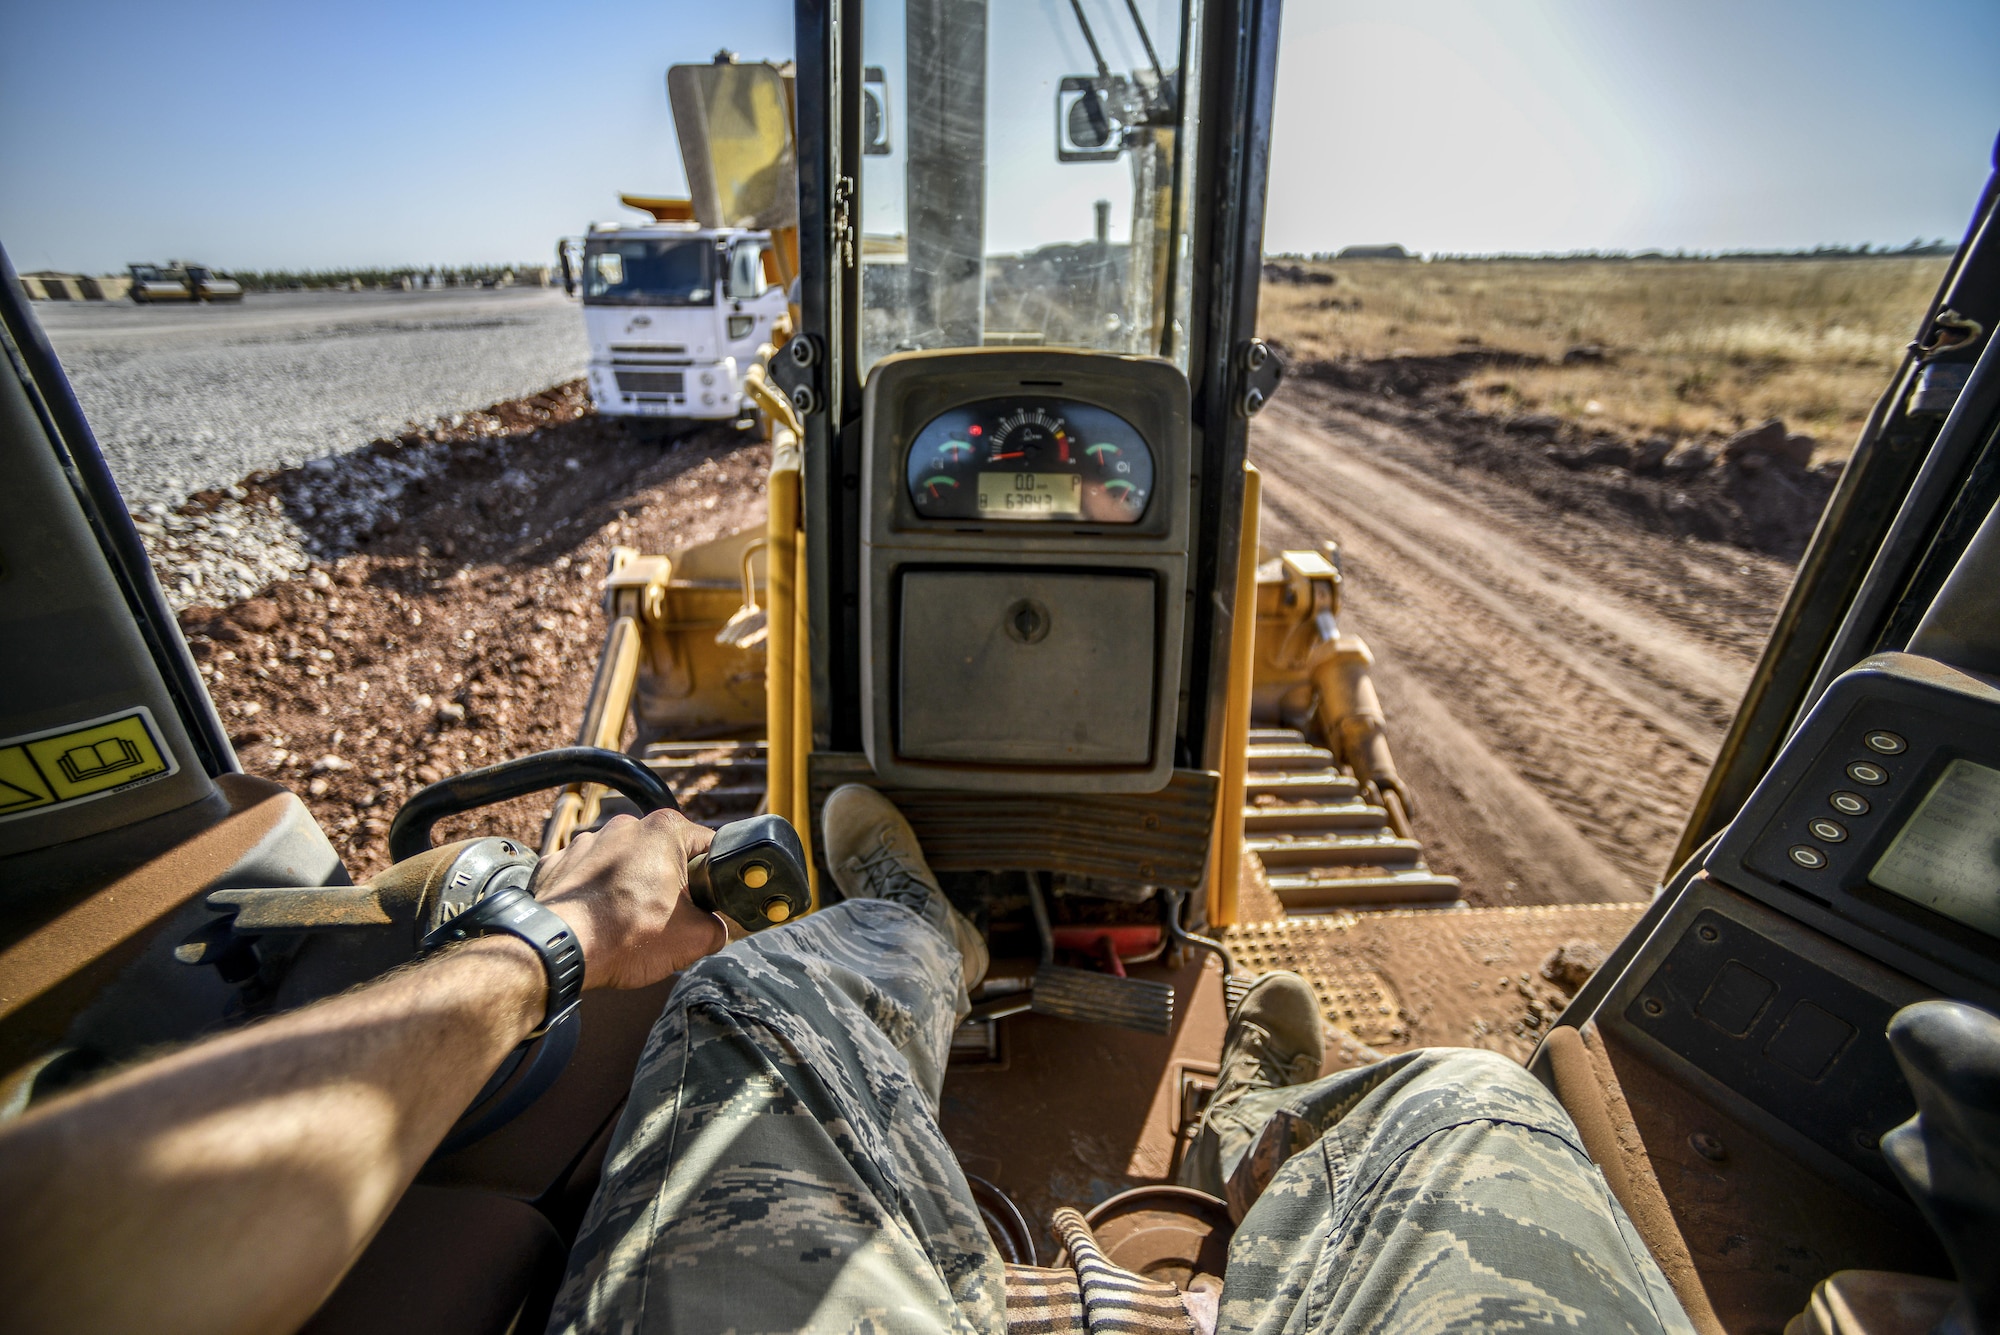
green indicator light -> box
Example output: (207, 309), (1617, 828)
(921, 475), (959, 489)
(1105, 478), (1136, 494)
(940, 439), (973, 458)
(1085, 443), (1120, 460)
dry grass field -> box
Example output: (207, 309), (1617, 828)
(1258, 255), (1948, 458)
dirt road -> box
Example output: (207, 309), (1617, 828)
(1252, 379), (1798, 905)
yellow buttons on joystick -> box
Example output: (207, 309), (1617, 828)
(742, 861), (771, 889)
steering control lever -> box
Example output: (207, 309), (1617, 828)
(686, 813), (812, 931)
(196, 813), (812, 946)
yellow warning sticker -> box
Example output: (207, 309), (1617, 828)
(0, 748), (54, 815)
(0, 707), (176, 822)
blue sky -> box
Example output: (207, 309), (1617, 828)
(2, 0), (1996, 273)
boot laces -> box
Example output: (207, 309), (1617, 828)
(848, 838), (934, 911)
(1218, 1023), (1318, 1097)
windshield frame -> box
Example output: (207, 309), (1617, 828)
(580, 235), (719, 308)
(852, 0), (1200, 376)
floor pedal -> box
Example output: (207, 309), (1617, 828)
(1223, 971), (1259, 1016)
(1031, 965), (1174, 1035)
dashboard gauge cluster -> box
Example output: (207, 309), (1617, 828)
(904, 397), (1156, 524)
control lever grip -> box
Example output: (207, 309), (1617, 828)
(1883, 1000), (2000, 1335)
(685, 814), (811, 932)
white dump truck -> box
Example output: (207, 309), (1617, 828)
(558, 206), (787, 433)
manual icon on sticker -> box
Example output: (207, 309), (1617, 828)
(0, 706), (177, 822)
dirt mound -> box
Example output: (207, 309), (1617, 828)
(1286, 353), (1840, 560)
(1262, 261), (1336, 286)
(172, 390), (771, 878)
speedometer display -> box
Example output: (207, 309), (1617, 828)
(905, 397), (1155, 523)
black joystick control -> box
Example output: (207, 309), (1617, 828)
(1883, 999), (2000, 1335)
(685, 814), (812, 932)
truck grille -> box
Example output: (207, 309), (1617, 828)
(614, 370), (685, 395)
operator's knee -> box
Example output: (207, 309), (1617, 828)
(1362, 1046), (1575, 1145)
(1416, 1046), (1561, 1114)
(661, 897), (966, 1086)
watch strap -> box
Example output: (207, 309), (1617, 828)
(424, 885), (585, 1038)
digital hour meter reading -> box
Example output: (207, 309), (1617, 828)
(977, 471), (1083, 517)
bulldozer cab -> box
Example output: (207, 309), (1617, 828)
(4, 0), (2000, 1329)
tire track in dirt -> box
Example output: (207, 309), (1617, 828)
(1250, 386), (1794, 904)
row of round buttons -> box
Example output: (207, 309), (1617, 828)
(1789, 730), (1905, 869)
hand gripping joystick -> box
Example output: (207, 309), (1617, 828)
(684, 814), (812, 932)
(1882, 1000), (2000, 1335)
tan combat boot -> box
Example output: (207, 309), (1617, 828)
(822, 784), (989, 990)
(1213, 971), (1325, 1105)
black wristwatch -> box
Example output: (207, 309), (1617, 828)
(423, 886), (585, 1038)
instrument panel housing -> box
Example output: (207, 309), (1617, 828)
(859, 349), (1192, 792)
(1705, 652), (2000, 1002)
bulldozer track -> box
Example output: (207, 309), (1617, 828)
(1251, 385), (1795, 903)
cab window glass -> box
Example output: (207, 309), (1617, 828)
(582, 238), (716, 306)
(858, 0), (1199, 372)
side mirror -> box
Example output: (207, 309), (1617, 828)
(1057, 75), (1125, 163)
(555, 238), (579, 297)
(726, 242), (767, 301)
(863, 65), (892, 156)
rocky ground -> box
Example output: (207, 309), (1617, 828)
(171, 384), (769, 877)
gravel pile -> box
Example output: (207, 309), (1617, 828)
(133, 492), (313, 608)
(137, 381), (600, 609)
(33, 287), (587, 514)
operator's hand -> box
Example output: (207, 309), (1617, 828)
(532, 809), (727, 991)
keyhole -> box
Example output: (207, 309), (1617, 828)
(1005, 598), (1051, 644)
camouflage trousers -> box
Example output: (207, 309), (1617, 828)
(550, 899), (1695, 1335)
(1178, 1049), (1699, 1335)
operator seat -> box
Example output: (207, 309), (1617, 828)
(303, 1186), (564, 1335)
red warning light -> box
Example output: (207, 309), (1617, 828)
(969, 425), (982, 436)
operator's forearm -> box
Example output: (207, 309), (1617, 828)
(0, 937), (544, 1335)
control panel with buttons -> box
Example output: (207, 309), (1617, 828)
(1706, 652), (2000, 997)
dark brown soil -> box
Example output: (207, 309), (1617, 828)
(177, 383), (770, 879)
(1281, 351), (1841, 560)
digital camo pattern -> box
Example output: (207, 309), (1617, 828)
(1206, 1049), (1699, 1335)
(552, 894), (1693, 1335)
(547, 898), (1006, 1335)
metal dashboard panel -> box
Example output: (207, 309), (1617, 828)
(1597, 878), (1933, 1205)
(898, 568), (1158, 765)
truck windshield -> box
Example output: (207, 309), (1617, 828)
(582, 238), (716, 306)
(859, 0), (1199, 374)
